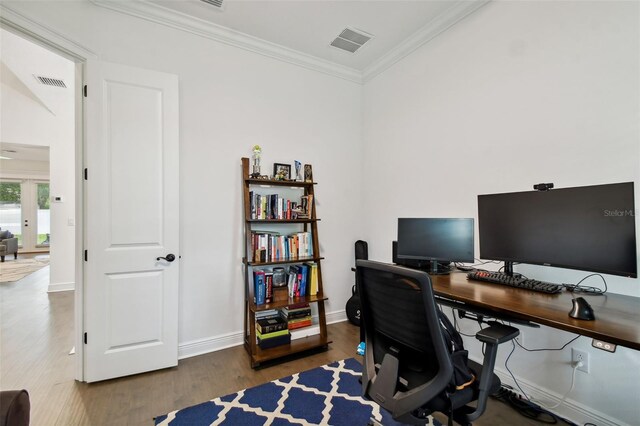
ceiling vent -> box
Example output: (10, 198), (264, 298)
(330, 27), (374, 54)
(200, 0), (225, 10)
(34, 75), (67, 88)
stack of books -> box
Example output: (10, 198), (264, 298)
(251, 231), (313, 263)
(256, 310), (290, 349)
(287, 262), (318, 297)
(281, 304), (312, 330)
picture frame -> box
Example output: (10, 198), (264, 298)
(304, 164), (313, 183)
(273, 163), (291, 180)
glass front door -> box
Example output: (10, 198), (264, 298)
(36, 182), (50, 248)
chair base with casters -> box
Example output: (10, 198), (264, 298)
(356, 260), (519, 426)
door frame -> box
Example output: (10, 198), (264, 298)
(0, 4), (97, 381)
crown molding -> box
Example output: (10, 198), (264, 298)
(362, 0), (491, 83)
(0, 4), (97, 61)
(90, 0), (363, 84)
(88, 1), (489, 85)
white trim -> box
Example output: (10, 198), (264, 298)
(179, 309), (348, 360)
(326, 310), (347, 325)
(178, 331), (243, 360)
(0, 6), (91, 382)
(0, 4), (97, 61)
(89, 0), (488, 86)
(47, 281), (75, 292)
(89, 0), (362, 84)
(362, 0), (491, 82)
(486, 362), (628, 426)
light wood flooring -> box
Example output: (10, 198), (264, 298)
(0, 264), (541, 425)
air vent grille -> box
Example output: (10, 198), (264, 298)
(201, 0), (224, 9)
(330, 27), (373, 54)
(34, 75), (66, 88)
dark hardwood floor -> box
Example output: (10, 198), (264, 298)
(0, 262), (540, 425)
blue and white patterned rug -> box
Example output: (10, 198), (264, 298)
(155, 358), (440, 425)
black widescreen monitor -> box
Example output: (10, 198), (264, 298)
(478, 182), (637, 278)
(397, 218), (475, 273)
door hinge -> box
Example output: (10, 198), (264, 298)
(83, 85), (87, 97)
(84, 250), (88, 262)
(84, 332), (88, 344)
(84, 168), (88, 180)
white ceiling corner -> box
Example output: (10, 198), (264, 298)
(363, 0), (490, 82)
(90, 0), (490, 85)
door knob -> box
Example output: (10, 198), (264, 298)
(156, 254), (176, 262)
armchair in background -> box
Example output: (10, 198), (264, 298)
(0, 229), (18, 262)
(356, 260), (519, 425)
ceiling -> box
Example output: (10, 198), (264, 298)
(93, 0), (488, 82)
(0, 142), (50, 162)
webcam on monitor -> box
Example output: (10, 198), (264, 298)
(533, 183), (554, 191)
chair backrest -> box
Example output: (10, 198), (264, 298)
(356, 260), (453, 421)
(355, 240), (368, 261)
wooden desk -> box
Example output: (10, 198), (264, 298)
(431, 271), (640, 351)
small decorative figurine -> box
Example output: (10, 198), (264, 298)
(251, 145), (262, 178)
(294, 160), (302, 181)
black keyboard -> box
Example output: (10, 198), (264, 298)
(467, 271), (564, 294)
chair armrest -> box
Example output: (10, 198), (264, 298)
(466, 323), (520, 422)
(475, 323), (519, 345)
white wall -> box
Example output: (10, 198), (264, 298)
(2, 0), (363, 351)
(363, 1), (639, 424)
(1, 29), (76, 291)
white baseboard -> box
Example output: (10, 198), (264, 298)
(326, 310), (347, 324)
(48, 281), (74, 292)
(489, 363), (628, 426)
(178, 331), (243, 360)
(178, 309), (349, 360)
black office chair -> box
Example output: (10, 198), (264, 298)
(356, 260), (519, 425)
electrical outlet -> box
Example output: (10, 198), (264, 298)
(572, 348), (590, 373)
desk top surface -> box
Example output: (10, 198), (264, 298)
(430, 271), (640, 351)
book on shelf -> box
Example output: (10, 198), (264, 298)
(253, 270), (273, 305)
(256, 315), (287, 334)
(258, 332), (291, 349)
(306, 262), (319, 296)
(256, 328), (290, 340)
(265, 272), (273, 304)
(253, 270), (265, 305)
(288, 317), (313, 330)
(290, 324), (320, 341)
(281, 304), (311, 319)
(255, 309), (279, 319)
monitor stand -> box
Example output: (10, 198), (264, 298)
(504, 261), (514, 277)
(428, 260), (451, 275)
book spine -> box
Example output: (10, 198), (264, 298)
(265, 273), (273, 304)
(257, 333), (291, 349)
(257, 321), (288, 334)
(289, 320), (313, 330)
(254, 270), (266, 305)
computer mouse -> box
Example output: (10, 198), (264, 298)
(569, 297), (595, 321)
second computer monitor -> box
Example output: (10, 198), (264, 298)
(397, 218), (474, 273)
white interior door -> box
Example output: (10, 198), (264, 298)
(84, 60), (179, 382)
